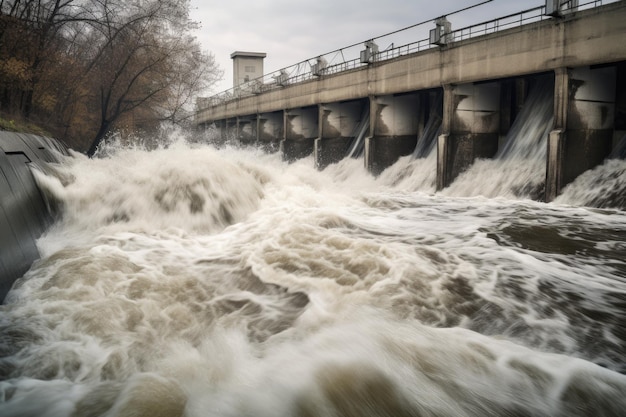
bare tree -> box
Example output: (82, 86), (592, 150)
(78, 0), (222, 155)
(1, 1), (64, 115)
(1, 0), (222, 152)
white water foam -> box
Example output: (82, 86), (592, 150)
(1, 133), (625, 416)
(555, 158), (626, 209)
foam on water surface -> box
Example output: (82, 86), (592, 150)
(1, 134), (625, 416)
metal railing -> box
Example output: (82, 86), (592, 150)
(197, 0), (606, 112)
(451, 6), (546, 42)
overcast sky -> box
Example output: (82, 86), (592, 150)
(187, 0), (600, 94)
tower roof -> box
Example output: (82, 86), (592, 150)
(230, 51), (267, 59)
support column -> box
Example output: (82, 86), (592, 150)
(237, 115), (257, 146)
(213, 119), (231, 147)
(365, 93), (420, 175)
(314, 100), (364, 169)
(282, 107), (318, 162)
(545, 68), (569, 201)
(546, 66), (616, 201)
(436, 82), (500, 190)
(225, 118), (237, 147)
(613, 62), (626, 157)
(564, 66), (615, 182)
(364, 96), (377, 172)
(437, 85), (454, 190)
(258, 111), (283, 153)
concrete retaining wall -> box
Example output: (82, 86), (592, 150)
(0, 131), (68, 303)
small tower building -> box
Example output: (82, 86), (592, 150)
(231, 51), (267, 87)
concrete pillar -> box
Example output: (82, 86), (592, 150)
(237, 115), (258, 146)
(212, 120), (230, 147)
(314, 100), (365, 169)
(436, 81), (501, 190)
(545, 68), (569, 201)
(566, 66), (616, 181)
(546, 66), (616, 201)
(613, 61), (626, 156)
(436, 133), (450, 191)
(225, 118), (237, 147)
(282, 106), (318, 162)
(546, 129), (566, 200)
(437, 85), (454, 190)
(258, 111), (284, 153)
(366, 93), (420, 175)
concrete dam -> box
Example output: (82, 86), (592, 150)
(195, 0), (626, 202)
(2, 4), (626, 413)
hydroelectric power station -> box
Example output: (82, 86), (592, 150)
(2, 3), (626, 413)
(195, 0), (626, 202)
(2, 1), (625, 304)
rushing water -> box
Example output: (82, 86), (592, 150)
(442, 77), (553, 201)
(0, 124), (625, 417)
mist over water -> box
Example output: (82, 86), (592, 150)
(0, 126), (625, 417)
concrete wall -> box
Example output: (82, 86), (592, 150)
(0, 132), (68, 303)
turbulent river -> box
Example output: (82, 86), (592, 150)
(0, 122), (625, 417)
